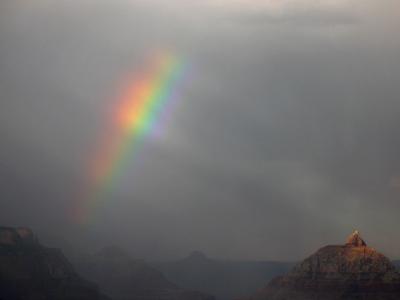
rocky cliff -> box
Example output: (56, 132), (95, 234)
(243, 231), (400, 300)
(0, 226), (108, 300)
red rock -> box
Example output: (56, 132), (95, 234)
(243, 231), (400, 300)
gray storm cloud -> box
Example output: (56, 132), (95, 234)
(1, 0), (400, 260)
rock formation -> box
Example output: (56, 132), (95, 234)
(346, 230), (367, 247)
(74, 245), (215, 300)
(0, 226), (108, 300)
(154, 251), (293, 300)
(242, 230), (400, 300)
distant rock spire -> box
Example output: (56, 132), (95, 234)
(346, 230), (367, 247)
(185, 251), (209, 262)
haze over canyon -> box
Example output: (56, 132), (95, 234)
(1, 0), (400, 299)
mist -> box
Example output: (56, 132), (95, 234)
(1, 0), (400, 261)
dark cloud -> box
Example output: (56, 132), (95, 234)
(1, 0), (400, 260)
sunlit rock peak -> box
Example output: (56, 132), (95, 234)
(241, 230), (400, 300)
(345, 229), (367, 247)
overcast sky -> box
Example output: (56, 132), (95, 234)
(1, 0), (400, 261)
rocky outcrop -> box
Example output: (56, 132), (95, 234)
(345, 230), (367, 247)
(74, 246), (215, 300)
(0, 226), (108, 300)
(243, 231), (400, 300)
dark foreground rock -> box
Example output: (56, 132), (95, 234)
(242, 231), (400, 300)
(0, 226), (108, 300)
(74, 245), (215, 300)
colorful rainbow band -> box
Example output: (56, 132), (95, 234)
(75, 53), (188, 223)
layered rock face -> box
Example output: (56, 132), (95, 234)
(0, 226), (108, 300)
(75, 246), (215, 300)
(244, 231), (400, 300)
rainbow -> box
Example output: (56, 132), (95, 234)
(75, 52), (188, 223)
